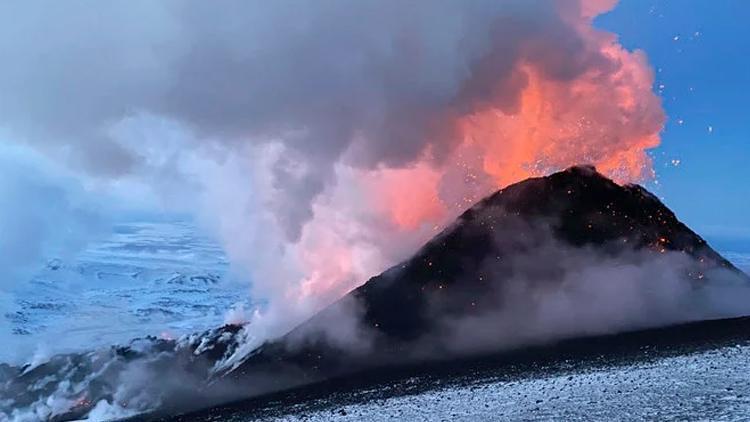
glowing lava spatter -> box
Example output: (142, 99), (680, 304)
(365, 1), (663, 230)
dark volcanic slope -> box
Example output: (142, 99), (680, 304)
(225, 165), (748, 392)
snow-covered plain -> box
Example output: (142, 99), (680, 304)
(211, 343), (750, 422)
(2, 220), (250, 364)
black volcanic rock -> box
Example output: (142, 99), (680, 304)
(225, 165), (748, 392)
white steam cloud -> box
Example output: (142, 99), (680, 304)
(0, 144), (110, 361)
(0, 0), (665, 350)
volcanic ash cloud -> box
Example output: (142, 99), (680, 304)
(0, 0), (664, 339)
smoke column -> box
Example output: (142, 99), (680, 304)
(0, 0), (664, 343)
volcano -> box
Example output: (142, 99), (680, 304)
(4, 166), (749, 422)
(218, 165), (748, 394)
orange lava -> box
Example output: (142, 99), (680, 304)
(371, 0), (663, 230)
(366, 163), (444, 231)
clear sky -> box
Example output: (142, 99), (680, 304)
(598, 0), (750, 248)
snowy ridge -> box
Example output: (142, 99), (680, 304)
(0, 220), (253, 421)
(3, 221), (250, 364)
(0, 324), (248, 421)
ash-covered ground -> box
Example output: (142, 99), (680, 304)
(250, 345), (750, 421)
(167, 319), (750, 422)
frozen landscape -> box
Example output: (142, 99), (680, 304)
(2, 219), (251, 365)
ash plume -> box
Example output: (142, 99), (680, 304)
(0, 0), (665, 350)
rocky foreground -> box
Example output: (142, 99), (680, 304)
(160, 316), (750, 421)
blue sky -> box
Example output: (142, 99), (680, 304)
(598, 0), (750, 247)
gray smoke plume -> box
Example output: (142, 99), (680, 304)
(0, 0), (652, 240)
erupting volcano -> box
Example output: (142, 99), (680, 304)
(221, 166), (748, 387)
(1, 1), (748, 421)
(6, 166), (748, 421)
(193, 0), (668, 331)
